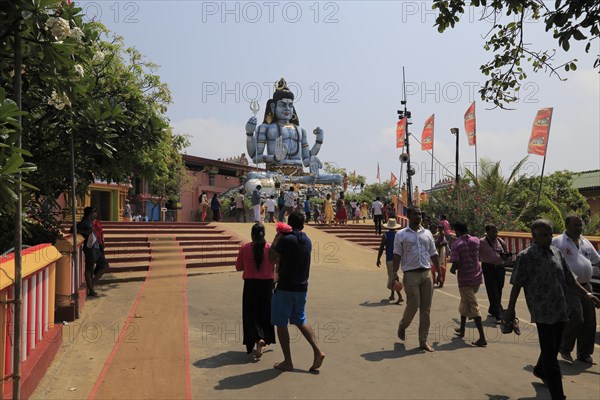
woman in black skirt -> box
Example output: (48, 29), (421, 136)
(235, 223), (276, 357)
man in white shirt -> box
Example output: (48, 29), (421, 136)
(393, 206), (443, 352)
(235, 190), (246, 223)
(552, 214), (600, 364)
(266, 195), (277, 223)
(283, 187), (297, 218)
(251, 185), (262, 223)
(371, 197), (384, 235)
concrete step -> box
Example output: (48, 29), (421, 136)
(104, 235), (148, 246)
(180, 244), (241, 252)
(108, 261), (150, 272)
(175, 235), (233, 240)
(106, 254), (152, 263)
(184, 252), (239, 260)
(104, 246), (151, 254)
(103, 228), (226, 235)
(186, 259), (236, 269)
(101, 222), (214, 228)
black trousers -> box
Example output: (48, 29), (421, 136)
(535, 322), (566, 400)
(560, 283), (596, 359)
(242, 279), (276, 354)
(481, 263), (505, 318)
(374, 215), (383, 234)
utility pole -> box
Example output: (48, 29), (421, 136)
(397, 67), (414, 205)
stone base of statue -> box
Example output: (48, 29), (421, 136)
(268, 163), (304, 177)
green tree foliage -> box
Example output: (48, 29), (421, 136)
(509, 170), (590, 231)
(433, 0), (599, 108)
(422, 161), (593, 236)
(0, 88), (34, 214)
(323, 162), (367, 192)
(464, 156), (528, 206)
(423, 179), (520, 237)
(0, 1), (188, 251)
(360, 182), (395, 204)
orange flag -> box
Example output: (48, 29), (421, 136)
(421, 114), (434, 151)
(390, 172), (397, 188)
(396, 117), (407, 148)
(464, 101), (476, 146)
(528, 108), (553, 156)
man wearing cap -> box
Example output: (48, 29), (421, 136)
(376, 218), (403, 303)
(394, 206), (442, 352)
(77, 206), (100, 297)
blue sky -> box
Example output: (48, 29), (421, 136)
(81, 0), (599, 188)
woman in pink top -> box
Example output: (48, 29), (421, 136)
(235, 223), (276, 358)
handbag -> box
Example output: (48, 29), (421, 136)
(486, 237), (513, 267)
(501, 317), (521, 335)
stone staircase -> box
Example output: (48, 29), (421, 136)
(311, 219), (408, 251)
(97, 222), (241, 271)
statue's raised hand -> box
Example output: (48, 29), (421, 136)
(313, 127), (324, 141)
(274, 135), (288, 161)
(246, 117), (257, 135)
(309, 156), (322, 176)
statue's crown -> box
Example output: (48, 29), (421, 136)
(275, 78), (288, 92)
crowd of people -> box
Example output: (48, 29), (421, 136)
(222, 186), (408, 228)
(232, 202), (600, 399)
(375, 208), (600, 400)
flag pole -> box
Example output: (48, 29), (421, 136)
(474, 102), (478, 180)
(474, 143), (478, 180)
(531, 107), (553, 215)
(535, 155), (547, 213)
(430, 146), (434, 192)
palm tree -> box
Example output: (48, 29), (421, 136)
(464, 156), (528, 206)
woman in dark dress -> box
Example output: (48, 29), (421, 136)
(235, 223), (276, 357)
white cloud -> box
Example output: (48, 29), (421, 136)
(173, 118), (247, 160)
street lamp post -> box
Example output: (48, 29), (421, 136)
(450, 127), (461, 213)
(398, 67), (414, 206)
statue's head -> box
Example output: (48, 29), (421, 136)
(264, 78), (300, 125)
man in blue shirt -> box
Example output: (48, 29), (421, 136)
(269, 211), (325, 372)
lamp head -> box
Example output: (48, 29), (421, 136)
(450, 128), (459, 135)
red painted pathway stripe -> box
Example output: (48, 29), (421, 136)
(87, 261), (153, 400)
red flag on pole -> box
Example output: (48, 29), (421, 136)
(396, 117), (407, 148)
(528, 108), (553, 156)
(390, 172), (397, 188)
(464, 101), (476, 146)
(421, 114), (434, 151)
(376, 163), (380, 181)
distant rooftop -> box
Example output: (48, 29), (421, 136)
(572, 170), (600, 191)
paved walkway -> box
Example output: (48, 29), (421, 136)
(89, 235), (190, 399)
(189, 222), (600, 400)
(32, 222), (600, 399)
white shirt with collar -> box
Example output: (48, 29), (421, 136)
(372, 200), (383, 215)
(393, 226), (438, 272)
(284, 191), (297, 207)
(551, 233), (600, 284)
